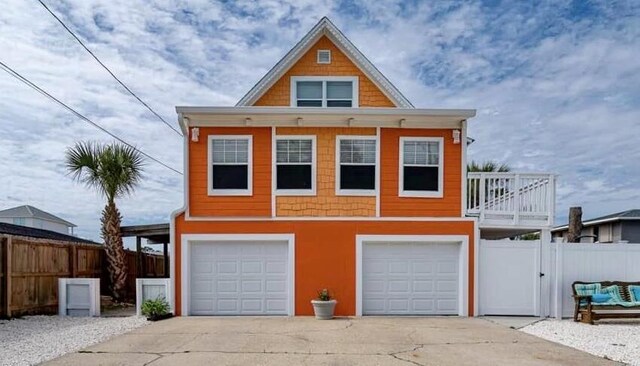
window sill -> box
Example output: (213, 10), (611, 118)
(336, 189), (377, 197)
(275, 190), (316, 196)
(208, 189), (253, 196)
(399, 190), (443, 198)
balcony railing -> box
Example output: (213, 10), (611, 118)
(466, 172), (556, 227)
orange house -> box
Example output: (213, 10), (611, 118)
(171, 17), (481, 317)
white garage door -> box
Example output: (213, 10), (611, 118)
(190, 240), (289, 315)
(362, 242), (460, 315)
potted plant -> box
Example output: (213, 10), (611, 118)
(311, 288), (337, 320)
(140, 297), (173, 321)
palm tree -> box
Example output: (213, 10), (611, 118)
(66, 142), (144, 301)
(467, 160), (510, 172)
(467, 160), (511, 209)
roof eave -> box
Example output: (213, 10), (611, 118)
(176, 106), (475, 129)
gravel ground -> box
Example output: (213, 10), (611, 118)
(0, 315), (148, 366)
(521, 319), (640, 365)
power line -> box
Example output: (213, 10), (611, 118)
(0, 61), (183, 175)
(37, 0), (183, 136)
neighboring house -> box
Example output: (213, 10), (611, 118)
(170, 17), (556, 317)
(0, 222), (94, 244)
(0, 205), (76, 235)
(552, 209), (640, 243)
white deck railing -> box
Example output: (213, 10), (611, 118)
(467, 172), (555, 227)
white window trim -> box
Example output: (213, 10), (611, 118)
(207, 135), (253, 196)
(274, 135), (317, 196)
(398, 136), (444, 198)
(335, 135), (377, 196)
(317, 49), (331, 64)
(290, 76), (359, 108)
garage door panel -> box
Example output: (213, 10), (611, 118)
(241, 280), (263, 293)
(388, 261), (409, 274)
(266, 280), (286, 292)
(413, 299), (435, 312)
(241, 261), (263, 274)
(266, 261), (287, 274)
(412, 261), (434, 273)
(413, 280), (433, 292)
(217, 261), (238, 274)
(362, 241), (460, 315)
(266, 299), (287, 311)
(190, 240), (289, 315)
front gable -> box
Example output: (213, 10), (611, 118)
(254, 36), (395, 107)
(237, 17), (413, 108)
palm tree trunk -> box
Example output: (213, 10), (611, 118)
(101, 201), (128, 301)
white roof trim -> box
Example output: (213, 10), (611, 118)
(236, 17), (414, 108)
(176, 107), (474, 129)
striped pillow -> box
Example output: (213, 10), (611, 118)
(602, 285), (624, 303)
(574, 283), (601, 296)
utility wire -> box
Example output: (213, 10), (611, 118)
(37, 0), (183, 136)
(0, 61), (182, 175)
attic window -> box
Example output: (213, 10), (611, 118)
(291, 76), (359, 107)
(317, 50), (331, 64)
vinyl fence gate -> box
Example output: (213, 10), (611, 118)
(478, 240), (543, 316)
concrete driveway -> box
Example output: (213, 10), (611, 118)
(44, 317), (618, 366)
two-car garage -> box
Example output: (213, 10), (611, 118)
(181, 234), (468, 317)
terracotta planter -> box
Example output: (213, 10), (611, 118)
(311, 300), (337, 320)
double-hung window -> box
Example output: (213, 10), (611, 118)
(275, 136), (316, 195)
(336, 136), (377, 195)
(208, 135), (252, 195)
(399, 137), (443, 197)
(292, 77), (358, 107)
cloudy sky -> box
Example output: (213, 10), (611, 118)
(1, 0), (639, 242)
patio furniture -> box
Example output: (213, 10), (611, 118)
(572, 281), (640, 324)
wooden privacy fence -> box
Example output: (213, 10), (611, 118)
(0, 235), (168, 318)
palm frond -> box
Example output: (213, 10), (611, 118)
(467, 160), (511, 172)
(65, 141), (145, 202)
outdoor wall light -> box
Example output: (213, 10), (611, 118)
(191, 127), (199, 142)
(453, 129), (461, 144)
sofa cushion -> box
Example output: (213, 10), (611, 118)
(574, 283), (601, 296)
(629, 285), (640, 302)
(602, 285), (624, 303)
(591, 293), (611, 303)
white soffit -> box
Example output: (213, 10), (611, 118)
(176, 107), (475, 130)
(236, 17), (414, 108)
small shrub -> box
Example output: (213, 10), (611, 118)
(141, 297), (170, 317)
(317, 288), (332, 301)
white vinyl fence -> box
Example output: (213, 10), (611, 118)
(136, 278), (172, 316)
(58, 278), (100, 317)
(478, 240), (640, 318)
(550, 243), (640, 318)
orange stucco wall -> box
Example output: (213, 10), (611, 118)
(173, 213), (476, 316)
(189, 127), (272, 217)
(276, 127), (376, 216)
(254, 36), (395, 107)
(380, 128), (463, 217)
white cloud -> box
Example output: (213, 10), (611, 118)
(0, 0), (638, 243)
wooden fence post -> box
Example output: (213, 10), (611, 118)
(136, 236), (142, 278)
(163, 242), (169, 278)
(69, 245), (78, 278)
(2, 236), (12, 318)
